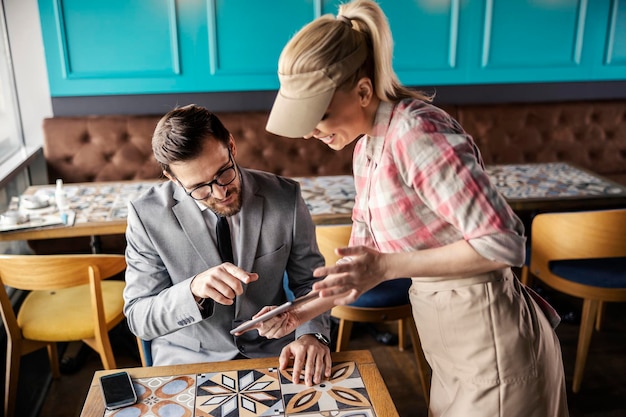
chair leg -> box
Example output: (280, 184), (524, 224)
(397, 319), (406, 352)
(5, 339), (21, 417)
(137, 336), (149, 367)
(99, 338), (117, 370)
(84, 336), (117, 370)
(573, 298), (599, 393)
(595, 301), (605, 331)
(408, 317), (431, 405)
(335, 319), (354, 352)
(47, 343), (60, 379)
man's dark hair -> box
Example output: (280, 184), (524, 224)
(152, 104), (231, 173)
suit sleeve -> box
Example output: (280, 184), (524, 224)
(285, 183), (331, 340)
(123, 201), (205, 340)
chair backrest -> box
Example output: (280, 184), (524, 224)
(0, 254), (127, 291)
(315, 224), (352, 265)
(0, 254), (127, 345)
(529, 209), (626, 279)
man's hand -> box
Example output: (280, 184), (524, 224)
(191, 263), (258, 305)
(279, 334), (331, 386)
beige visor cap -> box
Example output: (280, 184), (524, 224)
(266, 42), (368, 138)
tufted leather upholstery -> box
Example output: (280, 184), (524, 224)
(457, 100), (626, 185)
(43, 101), (626, 186)
(42, 112), (356, 183)
(43, 115), (163, 183)
(33, 100), (626, 255)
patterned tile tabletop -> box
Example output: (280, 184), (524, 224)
(103, 361), (375, 417)
(7, 165), (625, 231)
(485, 163), (626, 200)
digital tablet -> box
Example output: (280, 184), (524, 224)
(230, 291), (319, 335)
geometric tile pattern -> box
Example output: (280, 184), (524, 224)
(103, 362), (377, 417)
(19, 167), (626, 233)
(291, 175), (355, 217)
(22, 176), (359, 225)
(280, 361), (375, 417)
(485, 162), (626, 199)
(195, 368), (283, 416)
(104, 374), (196, 417)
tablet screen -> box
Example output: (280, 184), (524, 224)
(230, 291), (319, 335)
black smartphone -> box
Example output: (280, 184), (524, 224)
(99, 371), (137, 410)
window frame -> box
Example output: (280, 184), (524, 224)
(0, 2), (25, 168)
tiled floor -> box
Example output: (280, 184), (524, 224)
(23, 289), (626, 417)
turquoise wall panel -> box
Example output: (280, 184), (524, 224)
(466, 0), (604, 84)
(38, 0), (626, 96)
(211, 0), (314, 76)
(39, 0), (206, 95)
(481, 0), (585, 69)
(388, 0), (475, 86)
(54, 0), (180, 78)
(586, 0), (626, 81)
(385, 0), (460, 71)
(606, 0), (626, 65)
(323, 0), (473, 85)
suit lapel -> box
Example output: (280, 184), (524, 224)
(235, 170), (263, 316)
(170, 171), (264, 318)
(171, 185), (221, 269)
(237, 170), (263, 272)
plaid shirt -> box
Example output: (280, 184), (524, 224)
(351, 100), (525, 266)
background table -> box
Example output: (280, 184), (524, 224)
(3, 164), (626, 243)
(0, 176), (356, 243)
(79, 350), (399, 417)
(0, 181), (158, 242)
(485, 162), (626, 213)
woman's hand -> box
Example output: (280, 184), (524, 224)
(312, 245), (388, 305)
(232, 294), (342, 338)
(231, 306), (302, 338)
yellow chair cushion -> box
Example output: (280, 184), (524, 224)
(17, 280), (126, 341)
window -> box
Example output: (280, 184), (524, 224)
(0, 2), (24, 166)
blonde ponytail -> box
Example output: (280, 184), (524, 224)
(339, 0), (432, 101)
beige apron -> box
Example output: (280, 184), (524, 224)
(409, 269), (569, 417)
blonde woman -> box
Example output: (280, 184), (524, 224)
(254, 1), (569, 415)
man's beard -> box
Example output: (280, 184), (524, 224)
(202, 185), (242, 217)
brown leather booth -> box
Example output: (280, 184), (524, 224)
(456, 101), (626, 186)
(42, 112), (355, 183)
(32, 100), (626, 254)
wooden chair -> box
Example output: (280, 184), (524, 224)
(528, 209), (626, 393)
(0, 254), (127, 417)
(315, 224), (431, 403)
(136, 337), (153, 367)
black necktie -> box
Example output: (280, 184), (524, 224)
(216, 216), (234, 263)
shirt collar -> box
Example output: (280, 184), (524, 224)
(364, 101), (395, 164)
(194, 200), (210, 212)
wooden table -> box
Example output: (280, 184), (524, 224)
(79, 350), (398, 417)
(484, 162), (626, 213)
(3, 164), (626, 243)
(0, 176), (355, 243)
(0, 180), (156, 242)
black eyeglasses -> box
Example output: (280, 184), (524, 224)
(178, 151), (237, 200)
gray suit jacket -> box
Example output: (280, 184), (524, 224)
(123, 168), (329, 365)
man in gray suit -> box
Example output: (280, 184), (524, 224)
(123, 105), (332, 385)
